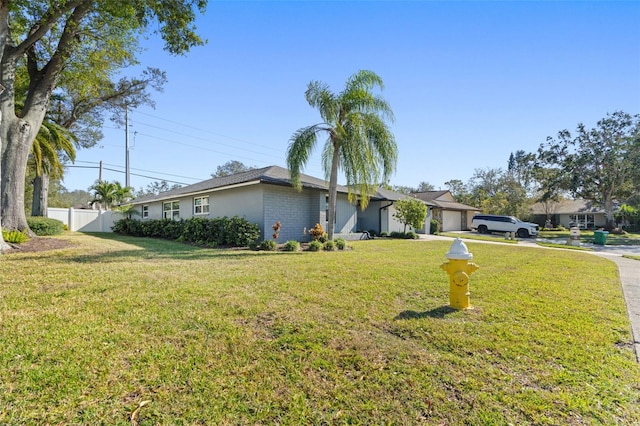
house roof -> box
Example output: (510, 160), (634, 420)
(370, 187), (425, 203)
(529, 199), (608, 215)
(131, 165), (352, 205)
(411, 190), (480, 212)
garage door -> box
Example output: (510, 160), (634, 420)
(442, 211), (462, 231)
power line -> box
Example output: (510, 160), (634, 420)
(74, 160), (204, 181)
(67, 164), (190, 186)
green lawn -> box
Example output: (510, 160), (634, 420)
(1, 233), (639, 424)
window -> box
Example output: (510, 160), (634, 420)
(142, 205), (149, 219)
(163, 201), (180, 220)
(194, 196), (210, 215)
(569, 214), (594, 229)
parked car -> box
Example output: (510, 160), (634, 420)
(471, 214), (539, 238)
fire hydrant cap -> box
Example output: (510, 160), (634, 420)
(445, 238), (473, 260)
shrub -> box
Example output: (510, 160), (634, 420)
(2, 229), (29, 244)
(308, 240), (322, 252)
(259, 240), (277, 251)
(379, 231), (388, 237)
(323, 240), (336, 251)
(27, 217), (64, 236)
(430, 219), (440, 234)
(309, 223), (325, 241)
(390, 231), (418, 239)
(112, 216), (260, 247)
(368, 230), (377, 237)
(282, 240), (300, 252)
(335, 238), (346, 250)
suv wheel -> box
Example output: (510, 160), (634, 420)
(517, 228), (529, 238)
(477, 225), (488, 234)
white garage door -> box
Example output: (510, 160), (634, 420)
(442, 211), (462, 231)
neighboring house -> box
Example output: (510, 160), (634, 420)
(129, 165), (423, 242)
(529, 199), (611, 229)
(410, 190), (480, 231)
(358, 187), (432, 235)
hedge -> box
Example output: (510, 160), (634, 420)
(112, 216), (260, 247)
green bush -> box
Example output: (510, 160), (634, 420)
(2, 229), (29, 244)
(112, 216), (260, 247)
(27, 217), (64, 236)
(282, 240), (300, 252)
(389, 231), (419, 240)
(335, 238), (346, 250)
(323, 240), (336, 251)
(430, 219), (440, 234)
(259, 240), (277, 251)
(308, 240), (322, 252)
(379, 231), (388, 237)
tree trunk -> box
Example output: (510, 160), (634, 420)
(31, 173), (49, 217)
(604, 195), (615, 231)
(0, 111), (9, 251)
(1, 115), (35, 234)
(327, 144), (341, 241)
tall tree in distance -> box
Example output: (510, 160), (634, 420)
(287, 70), (397, 240)
(211, 160), (255, 178)
(90, 181), (133, 210)
(0, 1), (207, 244)
(536, 111), (640, 229)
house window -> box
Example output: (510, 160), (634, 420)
(194, 196), (210, 215)
(163, 200), (180, 220)
(569, 214), (594, 229)
(142, 205), (149, 219)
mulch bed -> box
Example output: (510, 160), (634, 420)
(2, 237), (75, 254)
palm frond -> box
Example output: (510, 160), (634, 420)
(286, 125), (323, 188)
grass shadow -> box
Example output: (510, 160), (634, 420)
(394, 305), (457, 320)
(64, 233), (266, 262)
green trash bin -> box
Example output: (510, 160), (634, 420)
(594, 230), (609, 245)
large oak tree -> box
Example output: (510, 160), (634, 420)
(0, 0), (206, 250)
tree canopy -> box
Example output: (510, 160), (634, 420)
(393, 197), (427, 232)
(287, 70), (397, 240)
(0, 0), (207, 248)
(211, 161), (256, 178)
(535, 111), (640, 229)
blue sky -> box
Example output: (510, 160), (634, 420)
(63, 0), (640, 194)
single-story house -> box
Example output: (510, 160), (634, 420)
(529, 199), (612, 229)
(358, 187), (432, 235)
(410, 190), (480, 231)
(129, 165), (429, 242)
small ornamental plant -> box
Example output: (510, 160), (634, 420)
(309, 223), (325, 241)
(308, 240), (322, 252)
(323, 240), (336, 251)
(335, 238), (346, 250)
(272, 221), (281, 240)
(259, 240), (277, 251)
(283, 240), (300, 252)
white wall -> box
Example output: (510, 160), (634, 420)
(47, 208), (117, 232)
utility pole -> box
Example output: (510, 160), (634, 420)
(125, 106), (130, 188)
(99, 160), (103, 181)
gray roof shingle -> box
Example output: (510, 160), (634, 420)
(131, 165), (348, 204)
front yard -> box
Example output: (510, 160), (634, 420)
(1, 233), (638, 424)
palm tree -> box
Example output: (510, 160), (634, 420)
(29, 120), (77, 216)
(90, 180), (133, 210)
(287, 70), (397, 240)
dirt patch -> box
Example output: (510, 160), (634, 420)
(3, 237), (75, 254)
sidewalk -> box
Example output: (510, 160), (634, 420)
(419, 233), (640, 363)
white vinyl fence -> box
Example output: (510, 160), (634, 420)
(47, 208), (118, 232)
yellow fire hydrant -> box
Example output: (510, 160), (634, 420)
(440, 238), (479, 310)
